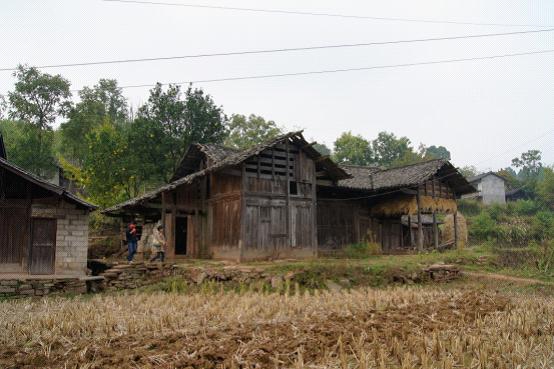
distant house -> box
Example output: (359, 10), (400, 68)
(104, 131), (474, 261)
(462, 172), (506, 205)
(0, 134), (96, 276)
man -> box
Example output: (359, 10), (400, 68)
(126, 221), (138, 263)
(150, 224), (166, 263)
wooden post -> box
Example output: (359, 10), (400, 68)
(433, 211), (439, 249)
(416, 189), (424, 252)
(311, 156), (318, 257)
(453, 211), (459, 249)
(161, 192), (167, 229)
(408, 215), (413, 248)
(285, 140), (291, 248)
(238, 163), (247, 263)
(400, 218), (404, 248)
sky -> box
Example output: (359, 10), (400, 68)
(1, 0), (553, 171)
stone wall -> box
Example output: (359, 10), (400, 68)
(0, 278), (87, 299)
(32, 200), (89, 275)
(100, 262), (177, 290)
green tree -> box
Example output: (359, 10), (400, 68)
(0, 120), (56, 177)
(372, 131), (412, 167)
(459, 165), (479, 178)
(8, 65), (71, 130)
(60, 79), (128, 163)
(313, 143), (331, 156)
(225, 114), (282, 149)
(497, 167), (520, 189)
(425, 145), (451, 160)
(135, 83), (228, 182)
(537, 167), (554, 210)
(333, 132), (373, 165)
(512, 150), (543, 195)
(75, 120), (136, 207)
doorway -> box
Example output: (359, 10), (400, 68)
(175, 216), (188, 255)
(30, 218), (56, 275)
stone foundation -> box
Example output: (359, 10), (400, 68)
(0, 278), (88, 299)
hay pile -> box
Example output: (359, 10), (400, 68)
(442, 212), (468, 249)
(371, 195), (457, 217)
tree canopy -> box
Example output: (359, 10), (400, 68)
(332, 132), (373, 166)
(225, 114), (282, 149)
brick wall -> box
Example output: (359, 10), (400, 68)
(31, 200), (89, 276)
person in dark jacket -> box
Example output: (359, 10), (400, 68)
(126, 221), (138, 263)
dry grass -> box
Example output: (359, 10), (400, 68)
(0, 286), (553, 368)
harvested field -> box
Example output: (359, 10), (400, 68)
(1, 287), (553, 368)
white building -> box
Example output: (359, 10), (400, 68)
(462, 172), (506, 205)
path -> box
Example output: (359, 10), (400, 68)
(464, 271), (553, 286)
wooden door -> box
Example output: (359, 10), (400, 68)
(0, 207), (29, 273)
(30, 218), (56, 275)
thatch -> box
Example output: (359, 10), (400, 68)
(442, 213), (468, 250)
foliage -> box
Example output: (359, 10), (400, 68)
(457, 199), (483, 217)
(372, 131), (412, 167)
(70, 120), (137, 208)
(225, 114), (282, 149)
(531, 211), (554, 241)
(7, 65), (72, 130)
(424, 145), (451, 160)
(344, 242), (382, 258)
(458, 165), (478, 178)
(537, 167), (554, 210)
(0, 120), (56, 178)
(497, 167), (520, 189)
(332, 131), (373, 165)
(135, 83), (228, 181)
(60, 79), (127, 163)
(512, 149), (543, 179)
(313, 142), (331, 156)
(469, 212), (497, 241)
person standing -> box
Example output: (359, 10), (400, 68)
(126, 221), (138, 263)
(150, 224), (166, 262)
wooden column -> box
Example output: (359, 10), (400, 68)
(238, 163), (247, 263)
(453, 211), (459, 250)
(400, 218), (404, 248)
(416, 189), (424, 252)
(285, 140), (291, 247)
(311, 157), (318, 257)
(433, 211), (439, 249)
(161, 192), (167, 229)
(408, 215), (413, 248)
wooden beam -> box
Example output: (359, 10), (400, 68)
(408, 215), (413, 248)
(433, 211), (439, 249)
(416, 189), (424, 252)
(401, 189), (418, 195)
(453, 211), (459, 250)
(238, 162), (247, 263)
(285, 140), (291, 248)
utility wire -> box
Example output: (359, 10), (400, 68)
(2, 28), (553, 72)
(95, 49), (554, 91)
(103, 0), (553, 28)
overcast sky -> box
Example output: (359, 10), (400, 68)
(1, 0), (553, 171)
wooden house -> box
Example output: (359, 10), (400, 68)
(104, 132), (474, 261)
(0, 136), (96, 276)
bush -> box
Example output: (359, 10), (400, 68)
(496, 217), (533, 246)
(508, 200), (542, 216)
(532, 211), (554, 241)
(469, 213), (497, 242)
(344, 242), (382, 258)
(457, 199), (482, 217)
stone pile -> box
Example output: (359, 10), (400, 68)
(0, 278), (87, 299)
(424, 264), (461, 282)
(100, 262), (177, 290)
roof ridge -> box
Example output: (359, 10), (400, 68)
(377, 158), (446, 172)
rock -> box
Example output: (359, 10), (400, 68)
(195, 272), (208, 285)
(325, 280), (342, 292)
(271, 276), (283, 289)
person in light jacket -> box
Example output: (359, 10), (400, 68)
(150, 225), (166, 262)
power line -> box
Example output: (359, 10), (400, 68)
(103, 0), (554, 28)
(96, 49), (553, 91)
(2, 28), (553, 72)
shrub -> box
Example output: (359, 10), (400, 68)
(344, 242), (382, 258)
(457, 199), (482, 217)
(469, 212), (497, 241)
(509, 200), (542, 216)
(496, 217), (533, 246)
(532, 211), (554, 241)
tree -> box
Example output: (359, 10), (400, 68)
(74, 119), (136, 207)
(60, 79), (128, 163)
(372, 131), (412, 167)
(8, 65), (71, 130)
(458, 165), (479, 178)
(333, 132), (373, 166)
(134, 83), (228, 182)
(0, 95), (7, 120)
(313, 143), (331, 156)
(225, 114), (282, 149)
(0, 120), (56, 177)
(497, 167), (520, 189)
(537, 167), (554, 210)
(425, 145), (451, 160)
(512, 149), (543, 194)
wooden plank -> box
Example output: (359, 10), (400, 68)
(29, 218), (56, 275)
(416, 189), (423, 252)
(239, 163), (247, 262)
(433, 211), (439, 249)
(285, 140), (291, 249)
